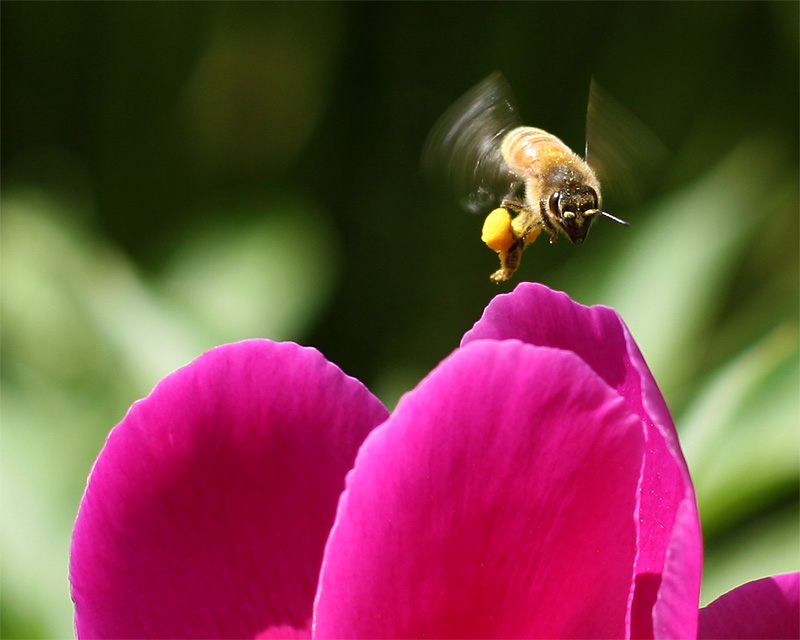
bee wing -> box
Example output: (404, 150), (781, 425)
(422, 72), (523, 214)
(585, 78), (669, 205)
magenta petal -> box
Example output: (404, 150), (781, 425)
(649, 497), (704, 639)
(698, 572), (800, 639)
(462, 283), (630, 391)
(70, 340), (388, 639)
(463, 284), (682, 459)
(463, 283), (702, 638)
(314, 340), (646, 638)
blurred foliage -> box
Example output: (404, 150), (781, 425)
(1, 2), (798, 637)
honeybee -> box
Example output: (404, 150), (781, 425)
(424, 72), (662, 282)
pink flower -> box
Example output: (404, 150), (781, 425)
(69, 283), (799, 639)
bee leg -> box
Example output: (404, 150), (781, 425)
(482, 207), (520, 282)
(500, 196), (527, 213)
(490, 240), (523, 283)
(521, 225), (542, 247)
(537, 198), (559, 244)
(511, 213), (543, 248)
(485, 203), (544, 282)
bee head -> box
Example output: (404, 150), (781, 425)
(548, 186), (599, 243)
(549, 186), (628, 243)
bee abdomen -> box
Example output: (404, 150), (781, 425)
(500, 127), (574, 178)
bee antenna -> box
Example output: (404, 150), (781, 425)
(598, 210), (630, 226)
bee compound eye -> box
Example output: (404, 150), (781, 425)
(586, 186), (599, 208)
(548, 190), (562, 214)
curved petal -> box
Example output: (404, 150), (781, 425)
(314, 340), (646, 638)
(462, 283), (702, 638)
(461, 283), (630, 392)
(70, 340), (388, 639)
(649, 496), (703, 639)
(698, 572), (800, 639)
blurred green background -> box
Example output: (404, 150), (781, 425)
(2, 2), (798, 637)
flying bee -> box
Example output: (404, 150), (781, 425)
(486, 126), (629, 282)
(423, 72), (665, 282)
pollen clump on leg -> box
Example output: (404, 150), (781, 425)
(481, 208), (515, 253)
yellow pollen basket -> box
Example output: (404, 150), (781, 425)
(481, 208), (515, 253)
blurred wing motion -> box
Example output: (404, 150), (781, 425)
(585, 78), (669, 205)
(422, 72), (522, 213)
